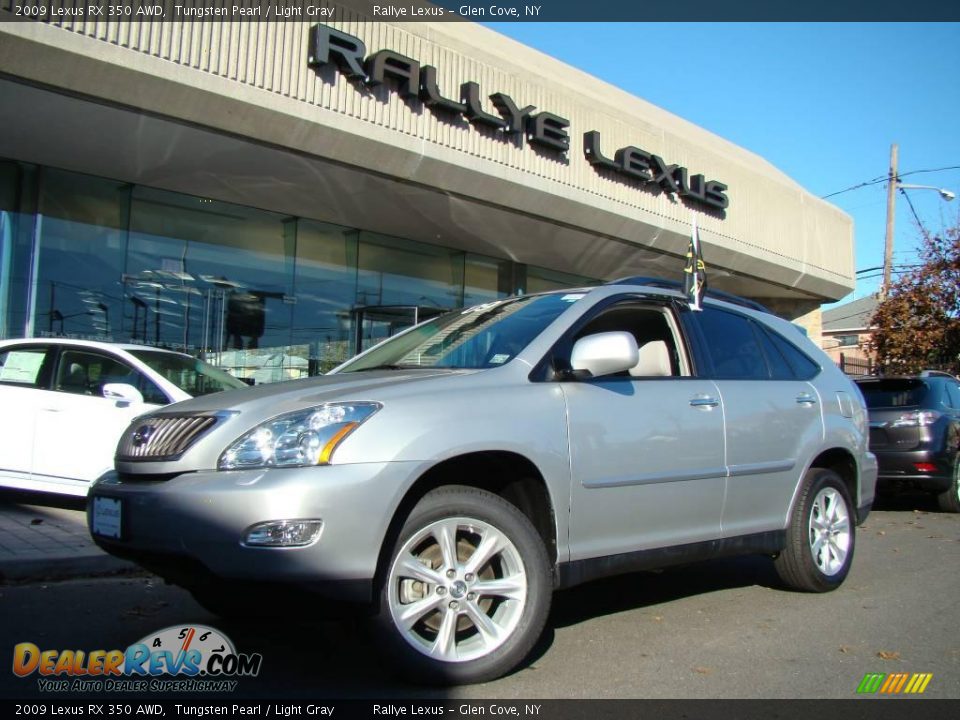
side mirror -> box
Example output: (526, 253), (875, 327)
(570, 331), (639, 379)
(102, 383), (144, 407)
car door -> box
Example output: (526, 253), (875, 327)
(693, 307), (825, 536)
(562, 300), (726, 560)
(0, 343), (54, 486)
(31, 347), (168, 489)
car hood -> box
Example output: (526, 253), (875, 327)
(154, 368), (480, 416)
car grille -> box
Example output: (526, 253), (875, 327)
(117, 415), (218, 461)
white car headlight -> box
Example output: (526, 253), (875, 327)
(218, 402), (381, 470)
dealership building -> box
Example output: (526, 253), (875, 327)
(0, 7), (855, 380)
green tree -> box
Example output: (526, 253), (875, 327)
(869, 223), (960, 375)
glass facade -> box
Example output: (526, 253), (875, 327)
(0, 161), (594, 382)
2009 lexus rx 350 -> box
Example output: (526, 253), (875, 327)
(89, 279), (877, 684)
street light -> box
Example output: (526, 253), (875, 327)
(897, 183), (956, 202)
(881, 143), (956, 299)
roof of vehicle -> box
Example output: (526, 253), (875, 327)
(0, 337), (189, 357)
(604, 276), (770, 313)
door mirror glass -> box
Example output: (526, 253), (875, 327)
(102, 383), (144, 406)
(570, 332), (639, 378)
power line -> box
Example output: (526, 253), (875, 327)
(822, 165), (960, 199)
(899, 187), (929, 238)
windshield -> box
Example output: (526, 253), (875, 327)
(337, 293), (582, 373)
(856, 379), (931, 409)
(130, 350), (249, 396)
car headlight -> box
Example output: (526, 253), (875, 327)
(218, 402), (381, 470)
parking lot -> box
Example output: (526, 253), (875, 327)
(0, 492), (957, 699)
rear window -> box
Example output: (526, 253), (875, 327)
(855, 379), (931, 408)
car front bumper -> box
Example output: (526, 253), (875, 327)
(87, 461), (421, 602)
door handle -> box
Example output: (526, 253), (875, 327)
(796, 393), (817, 405)
(689, 397), (719, 408)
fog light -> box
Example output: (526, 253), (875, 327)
(913, 462), (938, 473)
(242, 520), (323, 547)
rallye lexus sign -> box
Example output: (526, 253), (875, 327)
(308, 24), (729, 211)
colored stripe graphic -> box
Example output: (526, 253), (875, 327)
(904, 673), (933, 694)
(857, 673), (886, 693)
(857, 672), (932, 695)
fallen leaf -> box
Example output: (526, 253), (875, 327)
(693, 666), (713, 675)
(839, 645), (852, 654)
(877, 651), (901, 661)
(653, 615), (664, 622)
(877, 531), (886, 536)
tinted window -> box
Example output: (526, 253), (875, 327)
(762, 326), (820, 380)
(0, 347), (49, 387)
(946, 382), (960, 410)
(754, 327), (795, 380)
(698, 308), (767, 380)
(855, 379), (931, 408)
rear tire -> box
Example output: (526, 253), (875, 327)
(775, 468), (855, 592)
(374, 485), (551, 685)
(936, 456), (960, 513)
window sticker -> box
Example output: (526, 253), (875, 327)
(0, 351), (45, 384)
(561, 294), (586, 302)
(489, 354), (511, 365)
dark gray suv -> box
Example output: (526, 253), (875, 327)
(89, 279), (877, 684)
(855, 372), (960, 512)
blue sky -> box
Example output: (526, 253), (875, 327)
(488, 22), (960, 305)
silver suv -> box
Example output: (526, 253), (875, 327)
(89, 279), (877, 684)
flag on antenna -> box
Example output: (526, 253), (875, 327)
(684, 215), (707, 311)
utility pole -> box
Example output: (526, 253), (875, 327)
(881, 143), (899, 300)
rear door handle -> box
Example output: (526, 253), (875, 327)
(690, 397), (719, 408)
(796, 393), (817, 406)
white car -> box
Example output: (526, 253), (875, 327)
(0, 338), (248, 496)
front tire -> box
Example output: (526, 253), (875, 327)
(775, 468), (855, 592)
(375, 486), (551, 685)
(936, 455), (960, 513)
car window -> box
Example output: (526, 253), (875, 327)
(753, 326), (795, 380)
(0, 346), (51, 387)
(339, 293), (578, 372)
(943, 382), (960, 410)
(855, 378), (930, 408)
(762, 326), (820, 380)
(697, 307), (768, 380)
(572, 302), (686, 377)
(129, 350), (247, 396)
(55, 350), (166, 403)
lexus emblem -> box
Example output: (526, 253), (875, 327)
(131, 425), (155, 448)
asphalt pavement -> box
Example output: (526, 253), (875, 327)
(0, 488), (957, 699)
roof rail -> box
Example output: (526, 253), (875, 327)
(918, 369), (955, 378)
(606, 276), (770, 313)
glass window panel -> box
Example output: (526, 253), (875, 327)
(126, 187), (296, 382)
(464, 254), (508, 307)
(698, 307), (769, 380)
(294, 220), (358, 373)
(34, 169), (128, 342)
(357, 232), (462, 311)
(525, 266), (593, 294)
